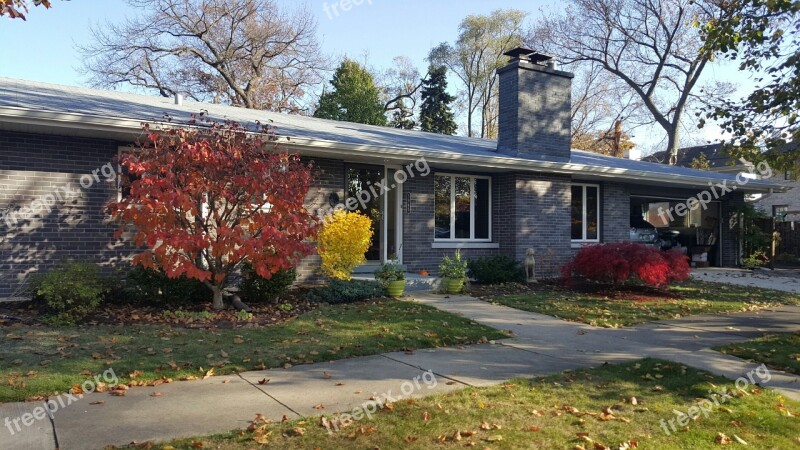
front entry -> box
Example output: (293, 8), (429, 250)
(346, 165), (403, 264)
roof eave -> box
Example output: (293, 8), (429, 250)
(0, 106), (788, 194)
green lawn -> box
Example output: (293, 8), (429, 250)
(0, 300), (507, 403)
(131, 359), (800, 450)
(716, 332), (800, 375)
(489, 281), (800, 328)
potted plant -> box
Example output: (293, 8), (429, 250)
(374, 261), (406, 297)
(439, 251), (468, 294)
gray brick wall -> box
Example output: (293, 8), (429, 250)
(601, 182), (630, 243)
(0, 131), (130, 298)
(401, 170), (506, 274)
(497, 60), (573, 161)
(511, 173), (572, 277)
(296, 158), (345, 282)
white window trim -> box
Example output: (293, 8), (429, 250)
(434, 173), (492, 243)
(571, 183), (601, 243)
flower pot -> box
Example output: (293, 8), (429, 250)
(442, 277), (464, 294)
(386, 280), (406, 298)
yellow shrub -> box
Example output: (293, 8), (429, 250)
(317, 210), (374, 280)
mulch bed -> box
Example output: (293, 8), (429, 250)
(0, 287), (321, 329)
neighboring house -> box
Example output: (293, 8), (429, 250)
(0, 48), (786, 298)
(646, 144), (799, 221)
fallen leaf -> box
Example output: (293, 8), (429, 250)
(284, 427), (305, 437)
(258, 378), (270, 385)
(150, 392), (163, 397)
(715, 433), (732, 445)
(422, 411), (430, 422)
(313, 403), (325, 410)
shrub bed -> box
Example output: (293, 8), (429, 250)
(468, 254), (526, 284)
(562, 242), (690, 288)
(307, 280), (387, 304)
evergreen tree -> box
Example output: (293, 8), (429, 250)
(314, 59), (387, 126)
(419, 66), (457, 135)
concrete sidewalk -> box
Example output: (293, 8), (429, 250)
(692, 268), (800, 293)
(3, 294), (800, 449)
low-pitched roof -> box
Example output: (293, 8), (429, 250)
(0, 77), (785, 193)
(643, 144), (747, 170)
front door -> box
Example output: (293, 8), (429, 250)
(345, 165), (403, 263)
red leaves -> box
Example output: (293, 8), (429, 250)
(562, 243), (691, 288)
(0, 0), (51, 20)
(107, 122), (318, 304)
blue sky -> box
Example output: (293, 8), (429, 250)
(0, 0), (757, 152)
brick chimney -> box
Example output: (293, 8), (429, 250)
(496, 47), (573, 161)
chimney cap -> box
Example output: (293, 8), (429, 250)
(503, 47), (554, 64)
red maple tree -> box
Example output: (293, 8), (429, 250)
(109, 122), (317, 309)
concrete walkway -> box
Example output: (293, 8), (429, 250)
(3, 295), (800, 449)
(692, 268), (800, 293)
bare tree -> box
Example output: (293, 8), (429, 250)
(429, 9), (527, 138)
(379, 56), (424, 129)
(79, 0), (326, 113)
(534, 0), (720, 164)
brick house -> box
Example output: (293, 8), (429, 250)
(0, 48), (787, 298)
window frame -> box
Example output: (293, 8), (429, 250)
(433, 173), (492, 242)
(571, 183), (601, 243)
(774, 205), (789, 221)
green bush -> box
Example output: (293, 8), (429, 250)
(30, 261), (110, 325)
(239, 263), (296, 304)
(468, 254), (526, 284)
(121, 265), (212, 305)
(307, 280), (387, 305)
(439, 251), (468, 279)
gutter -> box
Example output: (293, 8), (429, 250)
(0, 106), (787, 194)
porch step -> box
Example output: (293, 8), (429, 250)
(351, 263), (408, 274)
(351, 273), (440, 292)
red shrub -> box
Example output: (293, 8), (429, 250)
(562, 242), (691, 288)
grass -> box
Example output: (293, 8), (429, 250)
(0, 300), (507, 403)
(716, 332), (800, 375)
(489, 281), (800, 328)
(131, 359), (800, 450)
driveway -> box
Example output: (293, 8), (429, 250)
(692, 268), (800, 293)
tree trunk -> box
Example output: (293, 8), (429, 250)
(211, 286), (225, 311)
(666, 125), (680, 166)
